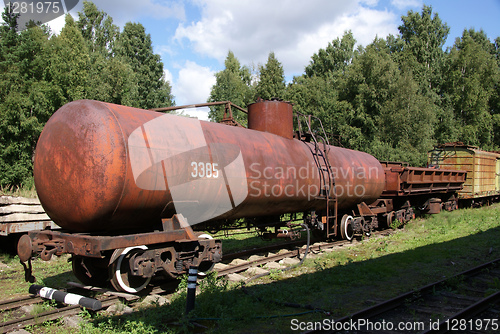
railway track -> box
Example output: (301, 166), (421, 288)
(0, 294), (119, 334)
(0, 229), (394, 333)
(217, 231), (392, 278)
(304, 258), (500, 333)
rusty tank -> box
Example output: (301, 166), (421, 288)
(34, 99), (385, 233)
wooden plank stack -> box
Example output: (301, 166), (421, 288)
(0, 196), (56, 235)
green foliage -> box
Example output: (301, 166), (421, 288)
(443, 29), (499, 147)
(77, 1), (119, 55)
(208, 51), (254, 123)
(255, 52), (286, 100)
(398, 5), (449, 95)
(284, 5), (500, 164)
(305, 30), (357, 78)
(0, 2), (174, 188)
(0, 9), (60, 187)
(115, 22), (174, 109)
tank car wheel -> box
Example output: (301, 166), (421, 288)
(385, 211), (395, 229)
(340, 215), (354, 241)
(72, 256), (110, 287)
(110, 246), (151, 293)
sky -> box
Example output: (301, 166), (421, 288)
(1, 0), (499, 120)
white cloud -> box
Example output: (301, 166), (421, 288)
(77, 0), (186, 27)
(155, 44), (176, 59)
(174, 0), (401, 76)
(391, 0), (423, 10)
(178, 106), (211, 121)
(163, 68), (173, 84)
(45, 14), (68, 34)
(338, 7), (398, 46)
(173, 61), (216, 109)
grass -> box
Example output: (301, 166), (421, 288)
(209, 227), (306, 254)
(0, 203), (499, 333)
(0, 185), (38, 199)
(0, 254), (74, 298)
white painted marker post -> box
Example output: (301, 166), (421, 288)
(185, 266), (198, 314)
(29, 285), (102, 311)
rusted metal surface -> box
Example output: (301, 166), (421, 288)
(401, 167), (466, 194)
(324, 145), (384, 208)
(19, 214), (222, 284)
(34, 99), (385, 233)
(26, 99), (391, 288)
(426, 198), (442, 214)
(26, 229), (189, 258)
(34, 100), (156, 232)
(428, 143), (500, 199)
(380, 161), (466, 196)
(23, 215), (199, 258)
(380, 161), (404, 196)
(248, 99), (294, 139)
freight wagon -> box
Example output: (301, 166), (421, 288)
(428, 142), (500, 205)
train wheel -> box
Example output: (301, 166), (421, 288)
(385, 211), (395, 228)
(110, 246), (151, 293)
(340, 215), (354, 241)
(72, 256), (109, 287)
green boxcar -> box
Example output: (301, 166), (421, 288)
(428, 143), (500, 199)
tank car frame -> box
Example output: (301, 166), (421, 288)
(18, 214), (221, 292)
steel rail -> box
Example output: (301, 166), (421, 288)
(303, 258), (500, 334)
(422, 290), (500, 334)
(0, 296), (119, 334)
(217, 231), (389, 277)
(0, 295), (42, 312)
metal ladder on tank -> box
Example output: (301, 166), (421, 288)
(296, 114), (338, 238)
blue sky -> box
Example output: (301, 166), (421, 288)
(1, 0), (499, 119)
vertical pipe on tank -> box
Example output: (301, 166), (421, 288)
(247, 99), (294, 139)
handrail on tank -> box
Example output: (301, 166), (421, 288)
(294, 110), (330, 147)
(150, 101), (248, 114)
(151, 101), (248, 127)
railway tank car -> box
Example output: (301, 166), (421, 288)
(17, 99), (387, 292)
(17, 99), (465, 293)
(32, 99), (384, 233)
